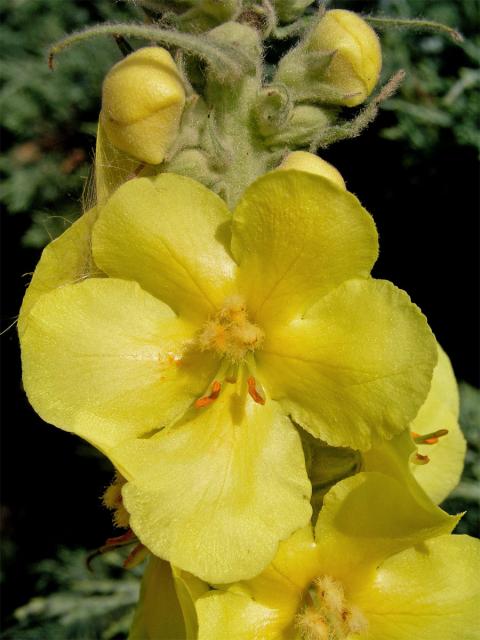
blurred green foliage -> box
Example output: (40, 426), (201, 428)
(0, 0), (135, 246)
(443, 383), (480, 536)
(1, 549), (141, 640)
(376, 0), (480, 156)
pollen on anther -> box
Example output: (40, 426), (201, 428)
(247, 376), (266, 405)
(195, 380), (222, 408)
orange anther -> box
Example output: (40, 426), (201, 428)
(195, 380), (222, 408)
(247, 376), (266, 405)
(413, 452), (430, 465)
(412, 428), (449, 445)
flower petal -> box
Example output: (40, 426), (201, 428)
(111, 377), (312, 584)
(314, 473), (458, 586)
(362, 430), (455, 522)
(129, 557), (186, 640)
(171, 567), (209, 640)
(196, 591), (281, 640)
(92, 174), (236, 323)
(21, 278), (216, 450)
(18, 208), (100, 337)
(258, 279), (437, 450)
(231, 171), (378, 324)
(410, 346), (466, 503)
(355, 535), (480, 640)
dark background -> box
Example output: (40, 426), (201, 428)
(1, 0), (479, 632)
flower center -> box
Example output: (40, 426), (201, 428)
(197, 295), (264, 362)
(296, 575), (367, 640)
(194, 296), (266, 408)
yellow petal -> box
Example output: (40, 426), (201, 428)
(95, 121), (154, 206)
(18, 208), (99, 337)
(314, 473), (458, 588)
(277, 151), (346, 190)
(204, 527), (317, 638)
(231, 171), (378, 324)
(259, 279), (437, 450)
(196, 591), (282, 640)
(129, 556), (186, 640)
(92, 174), (236, 324)
(355, 535), (480, 640)
(21, 278), (216, 450)
(171, 567), (209, 640)
(111, 375), (312, 583)
(362, 430), (456, 525)
(410, 345), (466, 503)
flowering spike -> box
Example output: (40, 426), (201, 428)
(195, 380), (222, 408)
(247, 376), (266, 405)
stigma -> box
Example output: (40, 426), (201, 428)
(296, 575), (367, 640)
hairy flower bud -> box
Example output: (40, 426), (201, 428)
(101, 47), (185, 165)
(273, 0), (316, 23)
(278, 151), (346, 190)
(307, 10), (382, 107)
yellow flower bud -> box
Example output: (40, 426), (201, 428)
(308, 9), (382, 107)
(278, 151), (346, 190)
(101, 47), (185, 165)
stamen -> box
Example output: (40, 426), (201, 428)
(412, 428), (449, 445)
(413, 452), (430, 465)
(195, 380), (222, 408)
(225, 362), (239, 384)
(247, 376), (266, 405)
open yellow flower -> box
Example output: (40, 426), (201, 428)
(196, 473), (478, 640)
(305, 343), (466, 515)
(20, 170), (436, 582)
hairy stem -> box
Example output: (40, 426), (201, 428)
(365, 15), (463, 43)
(48, 22), (254, 80)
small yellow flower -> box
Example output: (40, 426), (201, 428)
(308, 9), (382, 106)
(409, 345), (466, 503)
(101, 47), (185, 165)
(20, 170), (436, 582)
(195, 473), (479, 640)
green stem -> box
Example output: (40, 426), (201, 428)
(311, 70), (406, 150)
(365, 15), (463, 43)
(48, 22), (253, 80)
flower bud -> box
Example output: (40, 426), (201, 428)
(200, 0), (239, 21)
(273, 0), (316, 23)
(307, 9), (382, 107)
(278, 151), (346, 190)
(101, 47), (186, 165)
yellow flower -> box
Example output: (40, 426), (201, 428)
(409, 345), (466, 503)
(195, 473), (479, 640)
(307, 9), (382, 107)
(306, 344), (466, 514)
(20, 170), (436, 582)
(101, 47), (185, 165)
